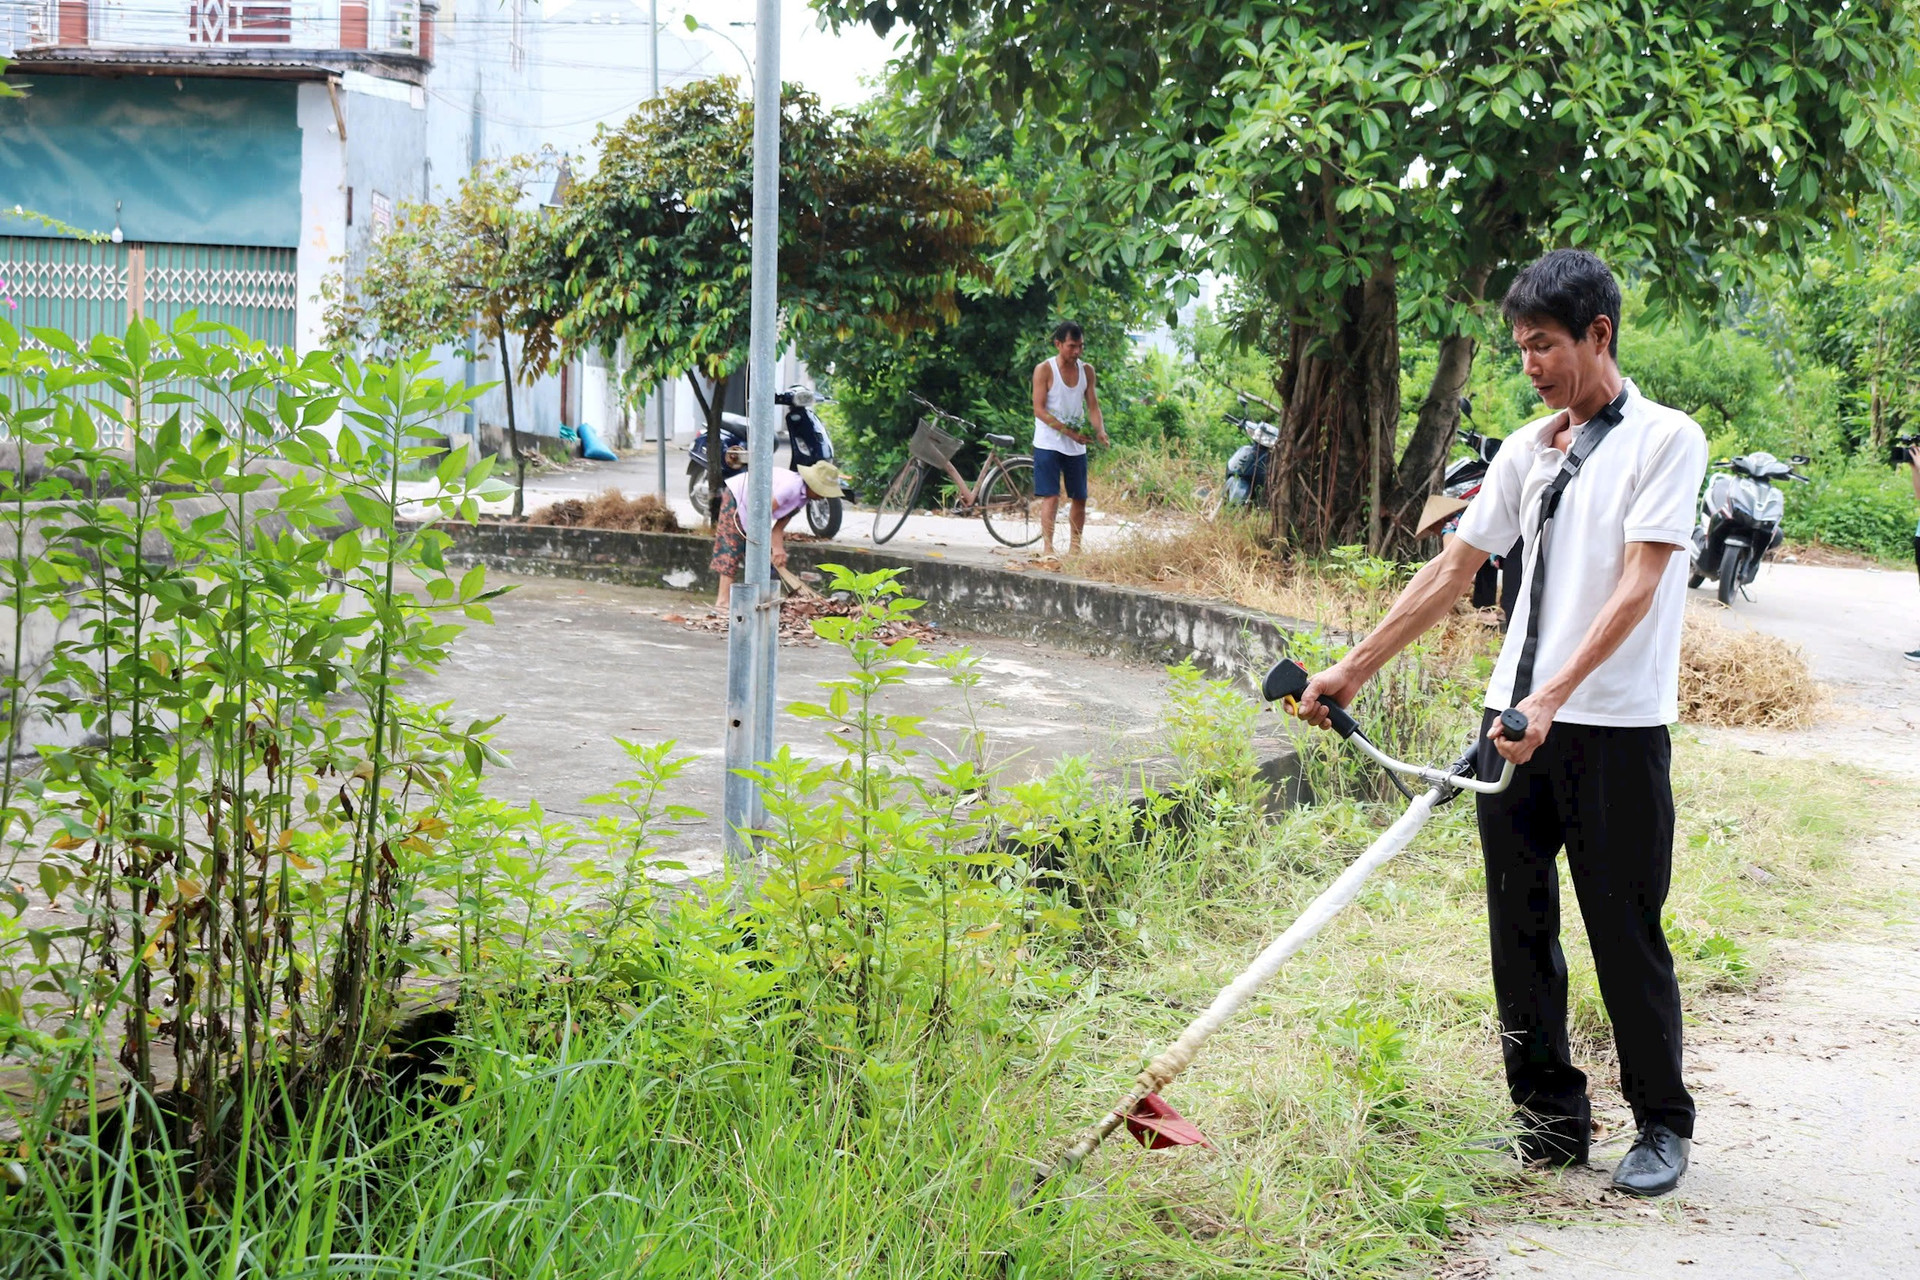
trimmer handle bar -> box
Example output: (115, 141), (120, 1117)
(1262, 658), (1528, 796)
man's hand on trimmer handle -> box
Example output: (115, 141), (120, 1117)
(1291, 659), (1370, 734)
(1270, 656), (1531, 761)
(1488, 690), (1560, 767)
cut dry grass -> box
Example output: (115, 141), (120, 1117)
(1678, 607), (1824, 729)
(1077, 516), (1826, 731)
(1075, 513), (1343, 623)
(528, 488), (681, 533)
(1074, 513), (1499, 669)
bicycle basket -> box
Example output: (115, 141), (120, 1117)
(908, 417), (964, 467)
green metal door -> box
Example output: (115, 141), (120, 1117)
(141, 242), (299, 348)
(3, 236), (299, 429)
(0, 235), (130, 349)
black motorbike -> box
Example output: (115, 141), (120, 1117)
(1437, 398), (1521, 617)
(1221, 396), (1280, 507)
(1688, 451), (1810, 606)
(687, 385), (854, 539)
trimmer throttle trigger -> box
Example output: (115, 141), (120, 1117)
(1262, 659), (1310, 705)
(1261, 658), (1360, 740)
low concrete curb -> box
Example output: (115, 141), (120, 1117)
(415, 519), (1311, 682)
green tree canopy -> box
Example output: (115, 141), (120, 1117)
(794, 121), (1167, 484)
(826, 0), (1920, 552)
(529, 77), (992, 518)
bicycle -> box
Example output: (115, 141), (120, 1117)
(870, 395), (1041, 547)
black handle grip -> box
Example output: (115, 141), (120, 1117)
(1262, 659), (1360, 739)
(1498, 708), (1529, 742)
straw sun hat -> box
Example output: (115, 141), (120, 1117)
(796, 461), (848, 498)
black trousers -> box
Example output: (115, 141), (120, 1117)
(1474, 711), (1695, 1138)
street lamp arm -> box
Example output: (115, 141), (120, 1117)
(683, 15), (754, 78)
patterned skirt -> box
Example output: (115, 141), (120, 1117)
(710, 488), (746, 578)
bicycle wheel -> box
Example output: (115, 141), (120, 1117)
(978, 457), (1042, 547)
(871, 460), (924, 544)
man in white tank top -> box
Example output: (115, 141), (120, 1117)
(1030, 321), (1108, 559)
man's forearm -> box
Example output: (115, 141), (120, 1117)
(1345, 543), (1481, 679)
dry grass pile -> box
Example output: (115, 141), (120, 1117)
(1678, 607), (1823, 729)
(1075, 516), (1314, 616)
(1075, 515), (1476, 636)
(528, 489), (681, 533)
(1078, 518), (1837, 733)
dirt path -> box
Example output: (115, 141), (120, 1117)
(1462, 565), (1920, 1280)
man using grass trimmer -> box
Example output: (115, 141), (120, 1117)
(1293, 250), (1709, 1197)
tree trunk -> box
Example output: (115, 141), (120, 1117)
(498, 330), (526, 519)
(1270, 261), (1399, 555)
(1383, 329), (1479, 555)
(687, 371), (730, 526)
(1268, 259), (1499, 560)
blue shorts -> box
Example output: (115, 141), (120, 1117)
(1032, 447), (1088, 501)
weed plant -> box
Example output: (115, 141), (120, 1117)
(0, 318), (514, 1166)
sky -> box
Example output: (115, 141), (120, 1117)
(679, 0), (906, 110)
(538, 0), (904, 115)
(524, 1), (906, 163)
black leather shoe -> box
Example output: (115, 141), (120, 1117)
(1514, 1097), (1590, 1167)
(1611, 1123), (1690, 1196)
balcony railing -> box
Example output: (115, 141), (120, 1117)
(15, 0), (426, 58)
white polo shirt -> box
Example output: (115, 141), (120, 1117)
(1455, 379), (1708, 727)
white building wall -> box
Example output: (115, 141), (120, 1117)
(295, 83), (348, 356)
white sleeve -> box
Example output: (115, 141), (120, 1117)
(1454, 430), (1528, 555)
(1623, 419), (1708, 546)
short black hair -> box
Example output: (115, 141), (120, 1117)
(1500, 249), (1621, 358)
(1051, 321), (1084, 343)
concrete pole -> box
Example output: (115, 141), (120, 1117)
(722, 0), (780, 862)
(651, 0), (669, 502)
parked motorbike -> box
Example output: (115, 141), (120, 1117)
(687, 385), (855, 538)
(1688, 451), (1811, 606)
(1436, 398), (1522, 618)
(1221, 397), (1280, 507)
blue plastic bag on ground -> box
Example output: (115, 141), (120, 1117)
(577, 422), (618, 462)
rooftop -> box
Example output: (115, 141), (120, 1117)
(5, 0), (433, 82)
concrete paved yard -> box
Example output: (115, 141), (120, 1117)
(406, 574), (1182, 879)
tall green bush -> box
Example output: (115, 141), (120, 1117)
(0, 316), (505, 1173)
(1781, 461), (1918, 560)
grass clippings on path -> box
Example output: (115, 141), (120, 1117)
(1678, 608), (1825, 730)
(670, 592), (948, 648)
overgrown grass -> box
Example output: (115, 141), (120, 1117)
(2, 554), (1901, 1276)
(1781, 459), (1917, 561)
(1087, 440), (1217, 517)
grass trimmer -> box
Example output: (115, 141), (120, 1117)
(1019, 659), (1528, 1203)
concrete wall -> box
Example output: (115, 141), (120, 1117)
(416, 521), (1307, 684)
